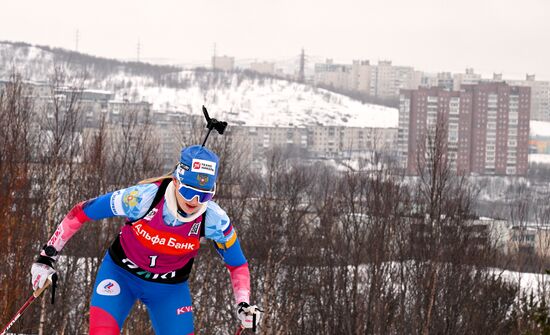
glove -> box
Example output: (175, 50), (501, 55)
(237, 302), (263, 330)
(31, 258), (56, 291)
(31, 245), (58, 291)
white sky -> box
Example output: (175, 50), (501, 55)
(1, 0), (549, 80)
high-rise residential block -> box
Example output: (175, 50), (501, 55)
(212, 55), (235, 72)
(508, 75), (550, 122)
(399, 82), (530, 176)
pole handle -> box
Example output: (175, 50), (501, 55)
(33, 278), (52, 298)
(252, 313), (257, 333)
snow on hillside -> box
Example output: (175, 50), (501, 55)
(0, 42), (55, 79)
(1, 42), (398, 129)
(118, 71), (398, 128)
(8, 42), (550, 132)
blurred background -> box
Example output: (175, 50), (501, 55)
(2, 1), (550, 334)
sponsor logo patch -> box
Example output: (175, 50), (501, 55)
(197, 174), (209, 186)
(47, 226), (64, 246)
(96, 279), (121, 296)
(176, 164), (190, 178)
(131, 223), (200, 255)
(123, 190), (140, 207)
(191, 159), (216, 176)
(189, 222), (201, 236)
(176, 306), (193, 315)
(143, 208), (158, 221)
(121, 258), (177, 280)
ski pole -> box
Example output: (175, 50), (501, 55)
(235, 324), (245, 335)
(201, 105), (227, 147)
(0, 278), (53, 335)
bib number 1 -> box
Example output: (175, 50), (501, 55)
(149, 255), (158, 268)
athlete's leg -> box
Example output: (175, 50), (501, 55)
(90, 253), (138, 335)
(140, 280), (194, 335)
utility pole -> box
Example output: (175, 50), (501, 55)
(137, 38), (141, 62)
(212, 43), (217, 70)
(75, 29), (79, 52)
(298, 48), (305, 83)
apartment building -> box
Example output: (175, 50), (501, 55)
(508, 74), (550, 122)
(314, 59), (352, 90)
(350, 60), (373, 93)
(212, 55), (235, 72)
(315, 59), (417, 99)
(250, 61), (276, 75)
(452, 68), (482, 91)
(508, 225), (550, 257)
(231, 125), (397, 161)
(374, 61), (416, 99)
(468, 83), (530, 175)
(398, 88), (469, 174)
(399, 82), (530, 176)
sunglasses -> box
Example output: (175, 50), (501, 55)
(177, 182), (216, 204)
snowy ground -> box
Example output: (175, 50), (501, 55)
(492, 268), (550, 293)
(530, 120), (550, 137)
(529, 153), (550, 164)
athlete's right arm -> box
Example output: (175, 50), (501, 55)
(44, 183), (159, 254)
(31, 183), (159, 290)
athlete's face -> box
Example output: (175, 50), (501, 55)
(173, 178), (202, 215)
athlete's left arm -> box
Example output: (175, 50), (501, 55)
(205, 201), (250, 304)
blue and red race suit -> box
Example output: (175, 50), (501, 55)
(44, 179), (250, 335)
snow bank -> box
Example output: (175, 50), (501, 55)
(530, 121), (550, 138)
(529, 153), (550, 164)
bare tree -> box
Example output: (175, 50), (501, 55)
(0, 72), (37, 334)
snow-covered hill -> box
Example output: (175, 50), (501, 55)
(0, 41), (179, 82)
(115, 71), (398, 128)
(0, 41), (398, 128)
(0, 41), (55, 79)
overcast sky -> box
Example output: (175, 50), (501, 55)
(1, 0), (549, 79)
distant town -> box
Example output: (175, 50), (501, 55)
(2, 47), (550, 177)
(214, 53), (550, 177)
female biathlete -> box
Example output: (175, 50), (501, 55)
(30, 144), (262, 334)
